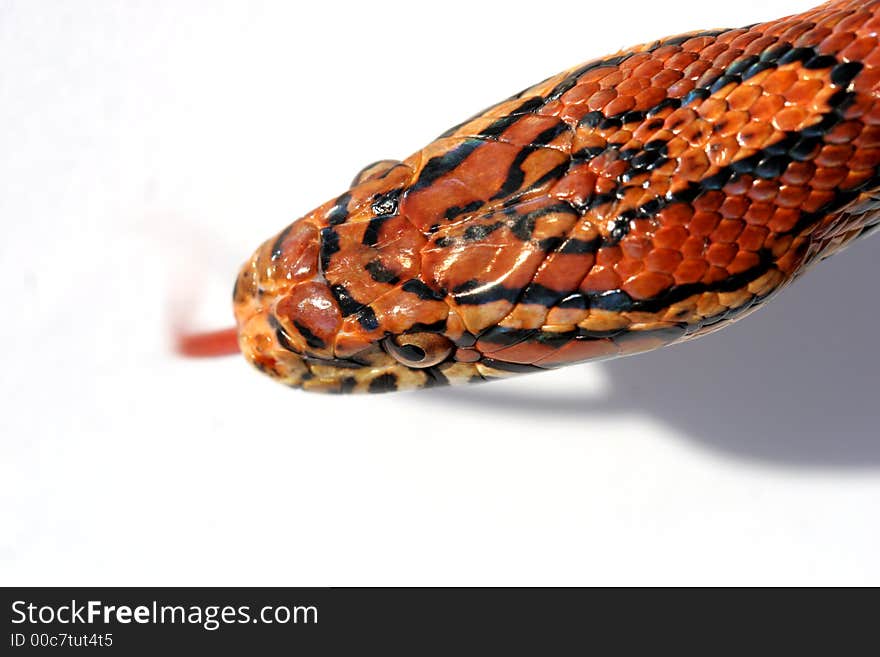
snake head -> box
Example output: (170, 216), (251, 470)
(232, 162), (481, 393)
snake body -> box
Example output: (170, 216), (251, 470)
(233, 0), (880, 393)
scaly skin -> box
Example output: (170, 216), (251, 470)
(233, 0), (880, 393)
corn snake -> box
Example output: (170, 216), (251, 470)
(185, 0), (880, 393)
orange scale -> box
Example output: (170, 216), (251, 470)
(860, 125), (880, 146)
(550, 166), (599, 208)
(838, 9), (874, 32)
(368, 286), (448, 336)
(674, 258), (709, 284)
(533, 252), (596, 291)
(706, 243), (738, 268)
(815, 144), (856, 168)
(724, 173), (755, 198)
(680, 236), (708, 258)
(728, 30), (763, 50)
(775, 185), (810, 209)
(497, 115), (568, 149)
(649, 45), (682, 61)
(676, 150), (711, 181)
(710, 218), (746, 243)
(653, 225), (689, 249)
(744, 202), (773, 225)
(598, 69), (626, 88)
(536, 99), (564, 117)
(606, 94), (639, 117)
(689, 211), (722, 237)
(619, 235), (652, 260)
(738, 225), (769, 251)
(694, 190), (725, 212)
(760, 68), (800, 96)
(750, 94), (786, 120)
(478, 339), (560, 365)
(773, 106), (810, 132)
(560, 81), (601, 106)
(652, 68), (683, 87)
(587, 88), (617, 111)
(719, 196), (749, 220)
(580, 266), (622, 292)
(784, 79), (826, 106)
(665, 50), (698, 71)
(742, 35), (778, 56)
(737, 121), (775, 149)
(810, 166), (850, 191)
(767, 208), (801, 233)
(841, 168), (876, 189)
(580, 66), (618, 85)
(781, 161), (817, 185)
(746, 179), (779, 203)
(532, 337), (619, 368)
(843, 94), (873, 121)
(817, 30), (855, 55)
(632, 58), (666, 79)
(682, 36), (719, 53)
(645, 248), (683, 274)
(616, 77), (649, 97)
(795, 26), (833, 47)
(656, 203), (694, 227)
(685, 56), (715, 78)
(840, 35), (878, 62)
(275, 281), (342, 357)
(702, 265), (730, 285)
(614, 258), (644, 280)
(594, 245), (622, 267)
(622, 271), (674, 300)
(266, 221), (321, 286)
(853, 68), (880, 96)
(727, 250), (761, 275)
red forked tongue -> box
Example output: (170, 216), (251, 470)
(175, 327), (240, 358)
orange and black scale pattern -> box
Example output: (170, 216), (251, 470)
(233, 0), (880, 393)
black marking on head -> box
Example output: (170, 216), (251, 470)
(319, 227), (340, 273)
(356, 306), (380, 331)
(268, 314), (298, 353)
(368, 372), (398, 393)
(544, 55), (629, 101)
(340, 377), (358, 393)
(411, 139), (484, 191)
(408, 319), (448, 334)
(520, 283), (566, 307)
(445, 200), (484, 221)
(270, 224), (293, 261)
(329, 284), (362, 317)
(371, 188), (402, 217)
(327, 192), (352, 226)
(423, 366), (451, 388)
(362, 215), (390, 247)
(293, 320), (326, 350)
(437, 96), (544, 140)
(463, 222), (503, 241)
(557, 293), (588, 310)
(303, 354), (370, 369)
(401, 279), (446, 301)
(364, 259), (400, 285)
(831, 61), (863, 87)
(451, 279), (521, 305)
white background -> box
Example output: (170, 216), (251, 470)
(2, 0), (878, 586)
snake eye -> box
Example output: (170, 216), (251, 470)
(382, 333), (453, 368)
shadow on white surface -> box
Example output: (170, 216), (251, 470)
(424, 240), (880, 468)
